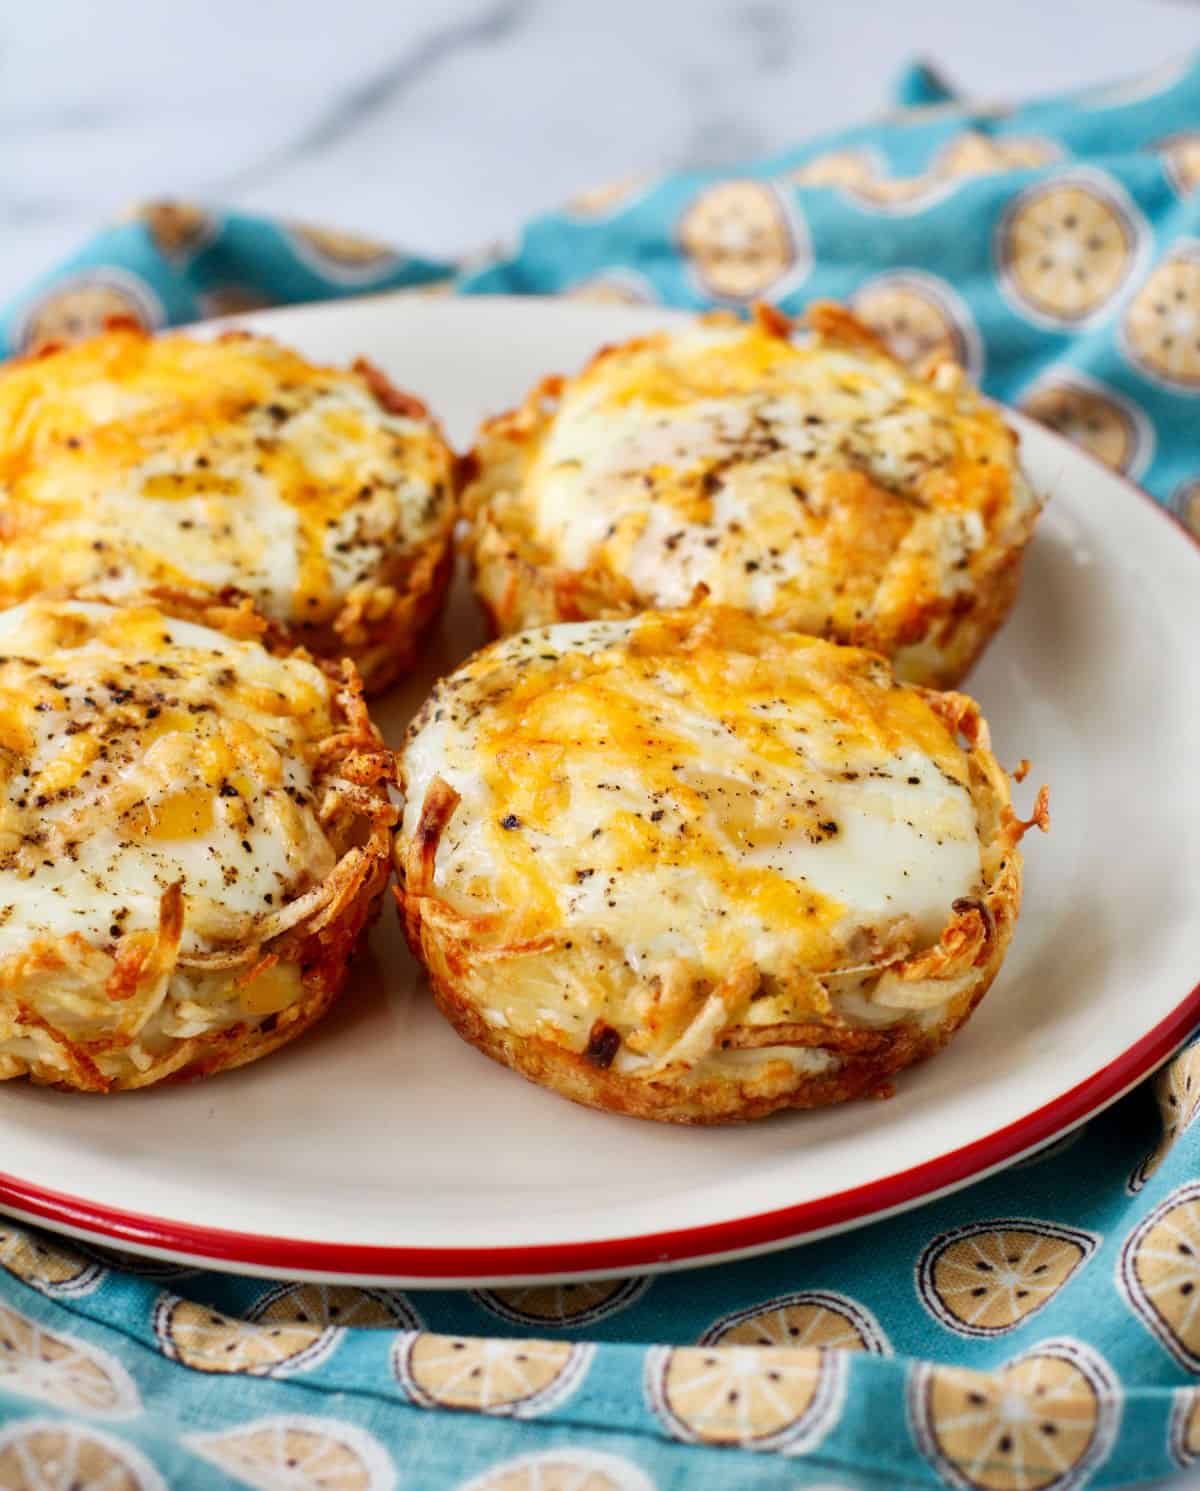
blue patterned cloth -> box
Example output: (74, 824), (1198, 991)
(2, 56), (1200, 1491)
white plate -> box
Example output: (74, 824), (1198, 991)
(1, 295), (1197, 1286)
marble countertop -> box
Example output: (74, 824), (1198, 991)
(2, 0), (1199, 305)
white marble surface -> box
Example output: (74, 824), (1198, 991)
(2, 0), (1200, 304)
(5, 6), (1200, 1483)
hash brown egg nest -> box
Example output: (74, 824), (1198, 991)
(464, 303), (1042, 689)
(396, 608), (1046, 1124)
(0, 326), (458, 694)
(0, 599), (394, 1092)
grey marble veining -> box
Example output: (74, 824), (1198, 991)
(217, 2), (532, 194)
(2, 0), (1198, 304)
(0, 0), (1195, 303)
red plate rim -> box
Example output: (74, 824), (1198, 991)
(0, 411), (1197, 1283)
(1, 981), (1198, 1279)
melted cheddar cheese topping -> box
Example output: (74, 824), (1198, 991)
(476, 312), (1038, 647)
(402, 611), (984, 1035)
(0, 330), (454, 628)
(0, 600), (339, 960)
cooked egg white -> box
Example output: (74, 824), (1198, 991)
(401, 610), (991, 1071)
(0, 602), (336, 958)
(0, 330), (454, 634)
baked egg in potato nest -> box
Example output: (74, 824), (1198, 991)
(395, 607), (1046, 1124)
(0, 599), (394, 1091)
(0, 327), (457, 694)
(464, 303), (1042, 688)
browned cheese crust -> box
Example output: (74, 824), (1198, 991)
(0, 327), (459, 694)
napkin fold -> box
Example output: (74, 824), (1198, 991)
(1, 56), (1200, 1491)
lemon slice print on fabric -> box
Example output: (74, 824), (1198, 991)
(1130, 1041), (1200, 1191)
(560, 274), (655, 306)
(1119, 1180), (1200, 1370)
(936, 132), (1061, 179)
(917, 1219), (1098, 1338)
(248, 1282), (421, 1332)
(677, 180), (803, 301)
(286, 224), (402, 284)
(12, 269), (164, 355)
(0, 1418), (166, 1491)
(700, 1289), (890, 1355)
(793, 147), (958, 212)
(185, 1415), (396, 1491)
(841, 172), (950, 212)
(850, 270), (983, 376)
(1154, 133), (1200, 197)
(75, 1241), (196, 1280)
(995, 170), (1144, 328)
(394, 1332), (593, 1417)
(1170, 1387), (1200, 1467)
(153, 1292), (338, 1377)
(0, 1223), (105, 1298)
(644, 1342), (846, 1453)
(791, 149), (880, 190)
(1020, 374), (1152, 477)
(286, 220), (399, 281)
(1170, 478), (1200, 542)
(0, 1302), (140, 1417)
(798, 151), (953, 214)
(471, 1278), (649, 1330)
(455, 1448), (658, 1491)
(1121, 242), (1200, 389)
(565, 176), (649, 220)
(792, 137), (1059, 218)
(804, 150), (953, 213)
(132, 200), (217, 260)
(910, 1337), (1120, 1491)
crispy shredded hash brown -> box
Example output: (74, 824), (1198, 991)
(0, 599), (395, 1091)
(396, 608), (1046, 1123)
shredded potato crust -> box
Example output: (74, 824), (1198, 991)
(396, 608), (1044, 1124)
(0, 604), (396, 1092)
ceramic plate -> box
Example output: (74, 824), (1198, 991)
(1, 296), (1197, 1286)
